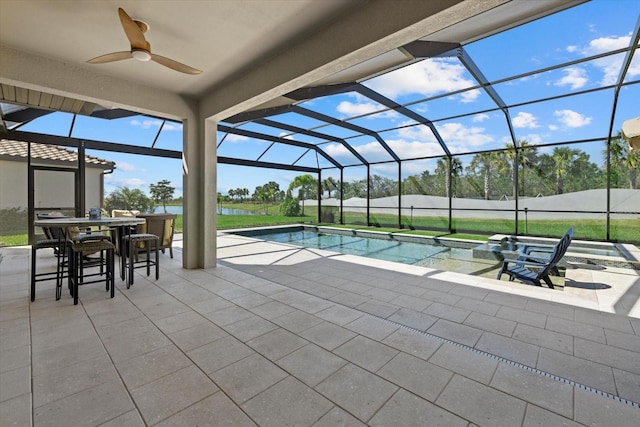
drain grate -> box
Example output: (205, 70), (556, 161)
(367, 312), (640, 409)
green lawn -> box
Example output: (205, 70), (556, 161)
(2, 204), (638, 247)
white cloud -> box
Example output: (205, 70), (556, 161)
(163, 122), (183, 131)
(473, 113), (490, 123)
(580, 34), (639, 85)
(115, 161), (137, 172)
(336, 100), (388, 117)
(512, 112), (540, 129)
(224, 133), (249, 142)
(554, 67), (588, 89)
(566, 45), (578, 53)
(554, 109), (592, 128)
(548, 124), (558, 131)
(366, 58), (478, 101)
(129, 119), (162, 129)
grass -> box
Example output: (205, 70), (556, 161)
(2, 205), (638, 247)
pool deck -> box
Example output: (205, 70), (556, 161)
(1, 233), (639, 426)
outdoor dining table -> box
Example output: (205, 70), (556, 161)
(34, 216), (146, 282)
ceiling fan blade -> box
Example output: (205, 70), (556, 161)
(87, 51), (133, 64)
(118, 7), (149, 50)
(151, 54), (201, 75)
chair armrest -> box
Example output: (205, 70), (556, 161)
(502, 258), (547, 269)
(521, 244), (555, 255)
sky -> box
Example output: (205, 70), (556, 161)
(17, 0), (640, 199)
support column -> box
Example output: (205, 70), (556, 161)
(183, 116), (217, 269)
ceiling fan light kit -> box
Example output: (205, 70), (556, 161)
(131, 49), (151, 61)
(87, 7), (201, 74)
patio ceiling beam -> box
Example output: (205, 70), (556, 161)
(354, 84), (451, 157)
(217, 124), (342, 169)
(290, 105), (400, 162)
(1, 129), (181, 159)
(254, 118), (369, 166)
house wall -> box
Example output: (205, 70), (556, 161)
(0, 159), (105, 211)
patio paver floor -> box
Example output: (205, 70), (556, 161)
(0, 233), (639, 426)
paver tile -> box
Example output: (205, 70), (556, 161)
(115, 345), (192, 390)
(167, 321), (227, 352)
(242, 376), (333, 427)
(436, 375), (527, 427)
(344, 315), (399, 341)
(277, 343), (347, 387)
(312, 406), (365, 426)
(155, 392), (256, 427)
(491, 362), (574, 418)
(246, 328), (308, 361)
(475, 332), (540, 367)
(522, 404), (582, 427)
(574, 387), (640, 427)
(34, 379), (134, 427)
(513, 323), (574, 354)
(429, 342), (499, 385)
(464, 312), (517, 337)
(377, 352), (453, 402)
(382, 328), (442, 360)
(187, 335), (254, 374)
(334, 335), (399, 372)
(574, 337), (640, 374)
(223, 315), (278, 342)
(369, 389), (468, 427)
(131, 365), (218, 425)
(536, 348), (617, 395)
(210, 353), (288, 403)
(316, 363), (398, 422)
(300, 321), (357, 350)
(427, 319), (483, 347)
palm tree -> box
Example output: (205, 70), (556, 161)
(288, 174), (316, 216)
(322, 177), (338, 198)
(606, 135), (640, 189)
(436, 156), (463, 197)
(504, 140), (538, 198)
(551, 147), (579, 194)
(469, 152), (501, 200)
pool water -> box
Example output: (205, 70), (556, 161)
(237, 230), (499, 276)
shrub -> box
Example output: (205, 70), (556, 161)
(279, 196), (301, 216)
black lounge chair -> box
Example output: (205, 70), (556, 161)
(497, 228), (573, 289)
(518, 227), (574, 276)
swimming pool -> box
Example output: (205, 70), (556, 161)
(232, 227), (496, 276)
(231, 226), (639, 274)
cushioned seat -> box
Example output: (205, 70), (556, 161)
(122, 233), (159, 288)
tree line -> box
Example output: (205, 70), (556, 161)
(223, 138), (637, 213)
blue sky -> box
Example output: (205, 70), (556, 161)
(18, 0), (640, 199)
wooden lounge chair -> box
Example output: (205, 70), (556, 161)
(497, 230), (572, 289)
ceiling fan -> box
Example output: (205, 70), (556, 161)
(87, 8), (201, 75)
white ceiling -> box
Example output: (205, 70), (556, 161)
(0, 0), (368, 98)
(0, 0), (583, 120)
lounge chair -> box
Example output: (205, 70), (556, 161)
(497, 229), (572, 289)
(519, 227), (574, 276)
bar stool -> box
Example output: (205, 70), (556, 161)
(31, 236), (68, 301)
(69, 235), (115, 305)
(122, 233), (159, 288)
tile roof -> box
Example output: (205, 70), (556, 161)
(0, 139), (115, 169)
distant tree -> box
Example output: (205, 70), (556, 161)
(149, 179), (175, 213)
(104, 186), (154, 213)
(322, 177), (338, 198)
(551, 147), (580, 194)
(468, 152), (502, 200)
(288, 174), (316, 216)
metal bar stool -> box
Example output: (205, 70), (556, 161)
(122, 233), (159, 288)
(31, 236), (68, 301)
(69, 235), (115, 305)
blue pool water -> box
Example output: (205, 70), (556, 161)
(236, 229), (474, 267)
